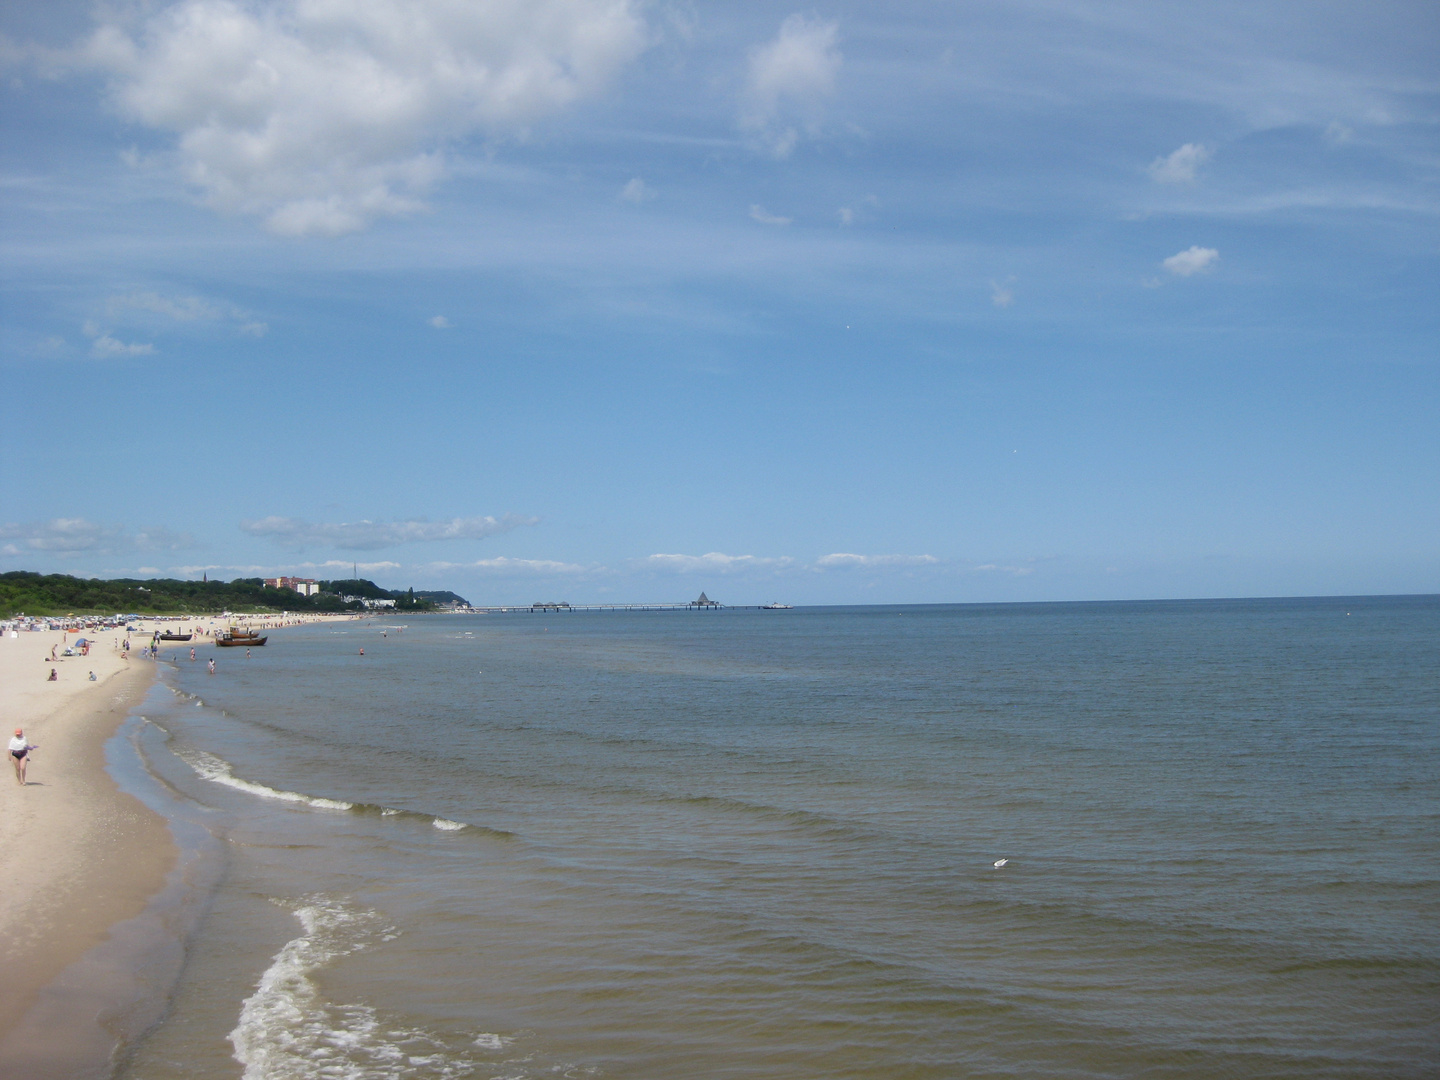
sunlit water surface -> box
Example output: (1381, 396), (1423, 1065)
(116, 599), (1439, 1079)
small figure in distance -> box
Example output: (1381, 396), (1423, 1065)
(190, 647), (196, 661)
(359, 648), (364, 656)
(47, 668), (58, 682)
(207, 658), (216, 674)
(9, 728), (34, 785)
(88, 670), (97, 681)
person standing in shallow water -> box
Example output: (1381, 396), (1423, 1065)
(10, 728), (34, 786)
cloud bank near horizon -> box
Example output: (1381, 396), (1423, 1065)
(0, 518), (195, 556)
(239, 514), (537, 551)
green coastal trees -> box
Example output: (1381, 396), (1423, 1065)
(0, 571), (442, 618)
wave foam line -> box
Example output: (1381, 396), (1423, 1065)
(174, 750), (512, 837)
(178, 750), (355, 810)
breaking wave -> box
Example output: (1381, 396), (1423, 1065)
(174, 749), (511, 837)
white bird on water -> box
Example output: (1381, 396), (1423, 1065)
(993, 859), (1009, 868)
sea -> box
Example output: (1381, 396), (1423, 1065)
(98, 597), (1437, 1079)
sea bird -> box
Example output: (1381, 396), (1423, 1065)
(993, 859), (1009, 868)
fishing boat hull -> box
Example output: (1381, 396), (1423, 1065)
(216, 636), (267, 647)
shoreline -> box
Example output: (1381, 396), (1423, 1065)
(0, 614), (359, 1076)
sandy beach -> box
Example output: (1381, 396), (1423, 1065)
(0, 613), (356, 1077)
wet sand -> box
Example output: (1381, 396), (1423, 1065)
(0, 615), (355, 1076)
(0, 630), (168, 1076)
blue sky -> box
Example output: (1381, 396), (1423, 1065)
(2, 0), (1436, 605)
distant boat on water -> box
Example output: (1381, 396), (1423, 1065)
(158, 632), (193, 641)
(760, 602), (793, 610)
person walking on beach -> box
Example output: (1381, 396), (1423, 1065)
(208, 658), (216, 674)
(190, 647), (196, 661)
(10, 728), (35, 786)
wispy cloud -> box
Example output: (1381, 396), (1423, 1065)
(429, 315), (452, 329)
(449, 557), (591, 575)
(89, 333), (155, 359)
(239, 514), (537, 551)
(619, 177), (655, 203)
(1148, 143), (1211, 183)
(104, 290), (267, 337)
(77, 0), (649, 235)
(749, 204), (792, 226)
(739, 14), (842, 158)
(107, 291), (224, 322)
(0, 518), (194, 555)
(643, 552), (794, 574)
(990, 278), (1015, 308)
(973, 563), (1035, 576)
(1162, 245), (1220, 276)
(814, 553), (939, 569)
(170, 560), (402, 577)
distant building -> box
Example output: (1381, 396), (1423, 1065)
(342, 595), (395, 609)
(690, 592), (720, 608)
(264, 576), (320, 595)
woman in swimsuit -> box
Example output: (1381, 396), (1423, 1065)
(10, 728), (34, 786)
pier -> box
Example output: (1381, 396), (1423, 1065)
(459, 593), (781, 614)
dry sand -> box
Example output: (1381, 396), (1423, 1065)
(0, 613), (354, 1076)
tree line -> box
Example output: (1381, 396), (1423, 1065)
(0, 571), (444, 617)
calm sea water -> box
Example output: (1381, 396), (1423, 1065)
(113, 598), (1439, 1079)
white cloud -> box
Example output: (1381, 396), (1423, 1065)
(1148, 142), (1211, 183)
(814, 553), (939, 570)
(644, 552), (793, 574)
(749, 204), (791, 226)
(81, 0), (649, 236)
(0, 518), (194, 555)
(239, 321), (269, 337)
(239, 513), (537, 550)
(1162, 245), (1220, 276)
(990, 279), (1015, 308)
(429, 315), (452, 329)
(837, 206), (854, 226)
(619, 177), (654, 203)
(740, 14), (841, 157)
(90, 334), (155, 358)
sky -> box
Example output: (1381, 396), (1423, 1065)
(1, 0), (1436, 606)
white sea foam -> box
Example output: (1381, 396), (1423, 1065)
(178, 750), (355, 811)
(230, 898), (488, 1080)
(432, 817), (467, 831)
